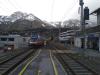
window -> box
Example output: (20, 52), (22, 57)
(8, 38), (14, 41)
(23, 38), (26, 42)
(1, 38), (7, 41)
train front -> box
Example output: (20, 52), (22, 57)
(28, 34), (44, 48)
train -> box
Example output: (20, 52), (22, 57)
(28, 34), (44, 48)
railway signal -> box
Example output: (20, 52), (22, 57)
(84, 7), (89, 20)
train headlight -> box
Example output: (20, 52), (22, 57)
(8, 47), (11, 50)
(29, 42), (33, 44)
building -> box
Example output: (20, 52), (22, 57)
(91, 8), (100, 25)
(59, 30), (76, 46)
(0, 34), (30, 50)
(75, 27), (100, 51)
(75, 8), (100, 52)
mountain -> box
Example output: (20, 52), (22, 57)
(0, 11), (40, 22)
(0, 11), (51, 32)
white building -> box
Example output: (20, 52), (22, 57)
(74, 8), (100, 52)
(0, 34), (30, 50)
(59, 30), (75, 44)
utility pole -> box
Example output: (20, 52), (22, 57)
(79, 0), (90, 53)
(79, 0), (89, 58)
(79, 0), (85, 56)
(58, 22), (61, 38)
(73, 23), (76, 48)
(59, 22), (61, 33)
(79, 0), (85, 49)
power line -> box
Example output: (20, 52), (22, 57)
(6, 0), (20, 10)
(0, 6), (9, 13)
(13, 0), (23, 11)
(61, 0), (79, 22)
(0, 0), (23, 16)
(61, 3), (78, 21)
(50, 0), (55, 21)
(0, 0), (12, 12)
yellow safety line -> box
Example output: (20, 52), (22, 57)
(53, 47), (67, 75)
(50, 50), (59, 75)
(54, 56), (68, 75)
(18, 50), (41, 75)
(38, 70), (41, 75)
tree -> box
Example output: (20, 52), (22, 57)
(63, 19), (80, 29)
(10, 11), (28, 21)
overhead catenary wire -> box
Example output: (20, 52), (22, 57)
(0, 5), (10, 13)
(0, 0), (22, 15)
(13, 0), (23, 10)
(50, 0), (55, 21)
(61, 0), (79, 22)
(6, 0), (21, 11)
(0, 0), (23, 15)
(0, 0), (13, 12)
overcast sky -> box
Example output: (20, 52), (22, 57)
(0, 0), (100, 22)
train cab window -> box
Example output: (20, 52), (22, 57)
(8, 38), (14, 41)
(23, 38), (26, 42)
(1, 38), (7, 41)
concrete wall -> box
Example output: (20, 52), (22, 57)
(12, 36), (30, 49)
(75, 34), (100, 51)
(14, 36), (23, 49)
(74, 37), (81, 48)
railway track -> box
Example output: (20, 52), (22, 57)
(0, 49), (36, 75)
(0, 50), (27, 64)
(18, 49), (41, 75)
(16, 49), (67, 75)
(17, 49), (57, 75)
(55, 53), (99, 75)
(49, 45), (99, 75)
(52, 47), (98, 75)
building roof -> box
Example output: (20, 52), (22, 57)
(76, 25), (100, 36)
(0, 34), (21, 38)
(86, 25), (100, 33)
(90, 8), (100, 14)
